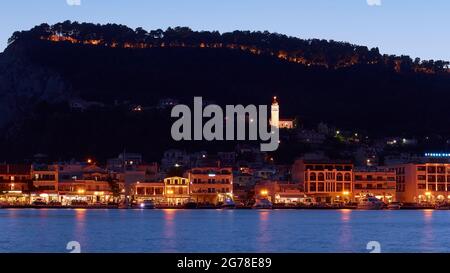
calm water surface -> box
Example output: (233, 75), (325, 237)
(0, 209), (449, 253)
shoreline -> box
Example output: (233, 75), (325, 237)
(0, 205), (438, 210)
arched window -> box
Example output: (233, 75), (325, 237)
(310, 173), (316, 181)
(344, 173), (351, 181)
(318, 173), (325, 181)
(337, 173), (343, 181)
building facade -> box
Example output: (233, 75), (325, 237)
(163, 176), (190, 206)
(0, 164), (32, 204)
(353, 168), (396, 203)
(188, 167), (233, 205)
(293, 159), (353, 203)
(131, 181), (165, 204)
(390, 163), (450, 203)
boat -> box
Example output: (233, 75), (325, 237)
(139, 200), (155, 209)
(184, 201), (198, 209)
(387, 202), (403, 210)
(357, 196), (384, 210)
(31, 199), (47, 206)
(435, 202), (450, 210)
(252, 198), (273, 209)
(221, 198), (236, 209)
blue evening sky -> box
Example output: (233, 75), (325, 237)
(0, 0), (448, 60)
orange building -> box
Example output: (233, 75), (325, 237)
(293, 159), (353, 203)
(353, 168), (396, 203)
(188, 167), (233, 205)
(389, 163), (450, 203)
(163, 176), (190, 206)
(31, 164), (59, 202)
(254, 180), (305, 204)
(0, 164), (32, 204)
(58, 179), (122, 205)
(131, 181), (165, 204)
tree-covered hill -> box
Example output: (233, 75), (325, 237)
(0, 21), (450, 161)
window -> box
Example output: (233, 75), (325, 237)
(337, 173), (343, 181)
(309, 173), (316, 181)
(317, 183), (325, 192)
(417, 166), (426, 171)
(344, 173), (351, 181)
(318, 173), (325, 181)
(354, 184), (362, 189)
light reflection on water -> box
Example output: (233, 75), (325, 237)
(162, 209), (176, 252)
(256, 211), (271, 252)
(337, 209), (352, 252)
(421, 209), (434, 251)
(1, 209), (450, 253)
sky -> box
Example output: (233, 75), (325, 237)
(0, 0), (449, 61)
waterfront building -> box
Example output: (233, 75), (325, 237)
(163, 176), (190, 206)
(255, 180), (305, 204)
(389, 163), (450, 203)
(188, 166), (233, 205)
(353, 168), (396, 203)
(131, 181), (165, 204)
(58, 179), (121, 205)
(232, 184), (251, 205)
(292, 159), (353, 203)
(54, 163), (124, 204)
(31, 164), (59, 202)
(0, 164), (31, 204)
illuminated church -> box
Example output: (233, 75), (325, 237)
(270, 96), (296, 129)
